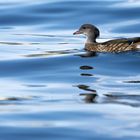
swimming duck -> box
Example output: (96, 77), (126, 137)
(73, 24), (140, 53)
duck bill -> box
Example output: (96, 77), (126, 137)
(73, 30), (83, 35)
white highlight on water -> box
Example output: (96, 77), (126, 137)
(137, 45), (140, 49)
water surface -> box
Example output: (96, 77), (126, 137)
(0, 0), (140, 140)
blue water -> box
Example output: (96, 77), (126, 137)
(0, 0), (140, 140)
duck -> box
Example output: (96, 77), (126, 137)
(73, 24), (140, 53)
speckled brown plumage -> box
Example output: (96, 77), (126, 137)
(85, 37), (140, 53)
(73, 24), (140, 53)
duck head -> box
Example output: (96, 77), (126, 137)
(73, 24), (100, 43)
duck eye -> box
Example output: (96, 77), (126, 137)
(82, 26), (86, 29)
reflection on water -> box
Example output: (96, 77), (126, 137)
(76, 84), (96, 93)
(80, 92), (140, 107)
(0, 41), (23, 45)
(77, 59), (140, 107)
(0, 0), (140, 140)
(77, 81), (140, 107)
(80, 65), (94, 70)
(80, 93), (98, 103)
(81, 73), (93, 76)
(0, 96), (39, 105)
(76, 52), (97, 58)
(25, 49), (79, 58)
(123, 80), (140, 83)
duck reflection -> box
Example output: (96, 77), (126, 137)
(80, 93), (98, 103)
(76, 61), (140, 107)
(75, 61), (98, 103)
(74, 84), (98, 103)
(80, 65), (94, 77)
(79, 89), (140, 107)
(76, 84), (96, 93)
(103, 93), (140, 107)
(76, 51), (97, 58)
(77, 83), (140, 107)
(81, 73), (93, 76)
(80, 65), (94, 70)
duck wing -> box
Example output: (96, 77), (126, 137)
(103, 37), (140, 45)
(101, 37), (140, 52)
(128, 37), (140, 45)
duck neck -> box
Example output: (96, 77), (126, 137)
(86, 34), (97, 44)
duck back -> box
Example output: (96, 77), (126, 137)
(85, 37), (140, 53)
